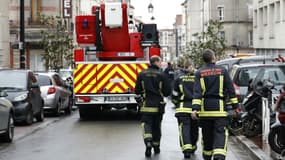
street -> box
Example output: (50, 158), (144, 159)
(0, 103), (253, 160)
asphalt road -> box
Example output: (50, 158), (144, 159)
(0, 102), (253, 160)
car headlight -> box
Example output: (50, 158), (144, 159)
(14, 93), (28, 102)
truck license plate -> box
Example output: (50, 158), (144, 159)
(106, 96), (128, 101)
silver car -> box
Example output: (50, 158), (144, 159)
(35, 72), (72, 116)
(0, 90), (14, 142)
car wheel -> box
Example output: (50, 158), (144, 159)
(35, 107), (44, 122)
(2, 113), (14, 142)
(64, 102), (72, 115)
(53, 99), (62, 116)
(25, 107), (34, 125)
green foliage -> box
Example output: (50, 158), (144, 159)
(40, 15), (74, 71)
(184, 20), (226, 68)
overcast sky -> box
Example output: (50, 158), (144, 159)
(80, 0), (184, 29)
(131, 0), (184, 29)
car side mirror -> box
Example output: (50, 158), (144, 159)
(0, 90), (8, 97)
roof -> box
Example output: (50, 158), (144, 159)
(233, 63), (285, 68)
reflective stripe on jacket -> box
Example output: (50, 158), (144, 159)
(172, 70), (195, 115)
(192, 63), (238, 117)
(135, 65), (171, 113)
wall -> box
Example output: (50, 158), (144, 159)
(0, 0), (10, 68)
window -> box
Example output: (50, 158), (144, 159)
(269, 3), (275, 38)
(283, 0), (285, 21)
(258, 8), (264, 39)
(254, 10), (258, 27)
(217, 6), (225, 21)
(248, 31), (253, 47)
(263, 6), (268, 25)
(276, 1), (281, 22)
(248, 4), (253, 20)
(219, 31), (225, 39)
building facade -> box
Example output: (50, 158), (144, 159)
(186, 0), (254, 55)
(0, 0), (10, 68)
(253, 0), (285, 56)
(159, 29), (175, 62)
(9, 0), (80, 70)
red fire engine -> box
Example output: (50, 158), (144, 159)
(74, 2), (161, 119)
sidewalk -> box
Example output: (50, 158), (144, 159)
(232, 134), (285, 160)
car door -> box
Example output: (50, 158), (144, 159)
(28, 72), (42, 114)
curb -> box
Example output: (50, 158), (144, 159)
(233, 135), (272, 160)
(14, 118), (60, 141)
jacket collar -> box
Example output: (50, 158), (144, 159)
(150, 65), (160, 70)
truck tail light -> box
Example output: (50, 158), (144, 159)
(78, 96), (91, 102)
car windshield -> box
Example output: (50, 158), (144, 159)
(0, 71), (27, 89)
(36, 75), (52, 86)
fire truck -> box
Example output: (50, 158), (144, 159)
(74, 2), (161, 119)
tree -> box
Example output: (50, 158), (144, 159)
(184, 20), (226, 68)
(40, 15), (74, 71)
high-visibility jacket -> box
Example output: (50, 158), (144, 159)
(192, 63), (238, 117)
(135, 65), (171, 114)
(172, 70), (195, 115)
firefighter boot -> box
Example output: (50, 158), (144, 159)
(184, 150), (191, 159)
(153, 146), (160, 154)
(145, 142), (152, 157)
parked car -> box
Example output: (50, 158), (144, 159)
(58, 69), (74, 106)
(216, 56), (276, 73)
(230, 63), (285, 105)
(0, 90), (14, 142)
(58, 69), (73, 81)
(0, 70), (44, 125)
(35, 72), (72, 116)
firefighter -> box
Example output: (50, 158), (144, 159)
(172, 59), (198, 159)
(135, 55), (171, 158)
(164, 62), (175, 90)
(191, 49), (238, 160)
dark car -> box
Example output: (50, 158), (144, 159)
(0, 70), (44, 125)
(230, 63), (285, 104)
(0, 90), (14, 142)
(216, 56), (276, 73)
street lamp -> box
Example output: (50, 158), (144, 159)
(148, 1), (154, 13)
(151, 16), (155, 21)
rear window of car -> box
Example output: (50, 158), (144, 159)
(36, 75), (52, 86)
(235, 67), (260, 86)
(235, 66), (285, 86)
(261, 66), (285, 85)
